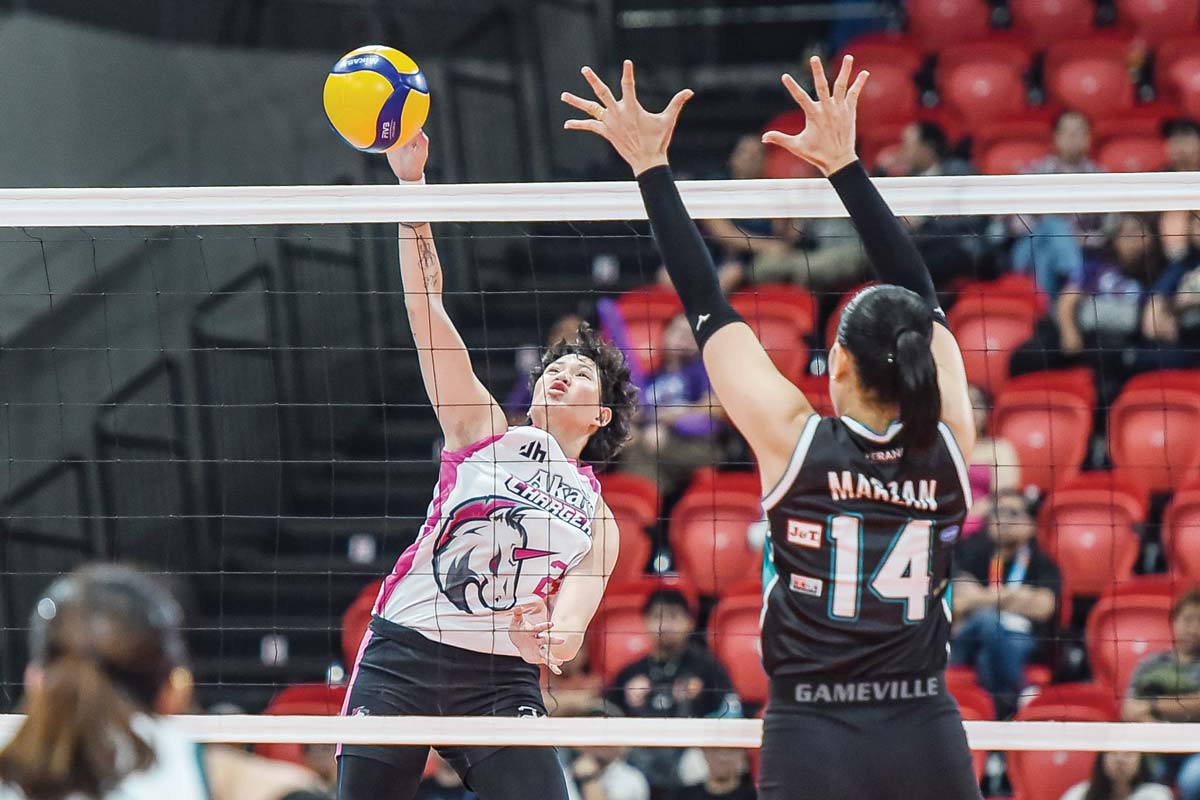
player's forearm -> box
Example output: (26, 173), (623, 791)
(827, 160), (938, 309)
(637, 165), (742, 347)
(399, 223), (444, 307)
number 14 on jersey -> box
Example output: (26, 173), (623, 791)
(828, 516), (932, 623)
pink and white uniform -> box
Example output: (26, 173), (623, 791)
(375, 426), (602, 656)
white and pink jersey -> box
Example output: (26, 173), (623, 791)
(375, 426), (601, 656)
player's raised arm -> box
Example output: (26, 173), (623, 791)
(386, 132), (507, 450)
(763, 55), (976, 455)
(561, 60), (815, 492)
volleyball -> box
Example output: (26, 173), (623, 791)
(323, 45), (430, 153)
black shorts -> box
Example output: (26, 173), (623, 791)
(340, 616), (549, 777)
(758, 672), (982, 800)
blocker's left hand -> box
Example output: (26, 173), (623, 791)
(562, 60), (694, 176)
(510, 597), (566, 675)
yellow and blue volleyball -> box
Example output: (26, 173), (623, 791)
(323, 46), (430, 153)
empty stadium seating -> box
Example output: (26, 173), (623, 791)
(708, 591), (769, 706)
(256, 682), (348, 765)
(613, 286), (684, 376)
(993, 370), (1095, 493)
(1109, 370), (1200, 493)
(1117, 0), (1200, 44)
(587, 576), (699, 683)
(669, 471), (764, 597)
(1162, 476), (1200, 580)
(1086, 580), (1177, 692)
(1009, 0), (1098, 47)
(1096, 135), (1167, 171)
(948, 294), (1040, 395)
(940, 61), (1029, 123)
(907, 0), (992, 51)
(598, 472), (659, 582)
(1008, 684), (1116, 800)
(730, 285), (817, 382)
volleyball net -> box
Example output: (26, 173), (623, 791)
(1, 172), (1199, 783)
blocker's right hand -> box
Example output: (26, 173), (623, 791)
(762, 55), (868, 177)
(386, 129), (429, 182)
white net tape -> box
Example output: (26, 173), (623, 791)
(0, 715), (1195, 751)
(1, 172), (1199, 227)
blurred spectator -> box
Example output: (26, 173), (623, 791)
(896, 122), (991, 288)
(1059, 752), (1173, 800)
(964, 384), (1022, 539)
(544, 633), (604, 717)
(1008, 213), (1168, 404)
(607, 588), (741, 791)
(505, 313), (585, 422)
(951, 490), (1061, 718)
(601, 310), (724, 498)
(1008, 111), (1106, 298)
(1164, 118), (1200, 173)
(1156, 119), (1200, 264)
(667, 749), (755, 800)
(563, 705), (650, 800)
(1143, 213), (1200, 367)
(1122, 589), (1200, 800)
(416, 753), (476, 800)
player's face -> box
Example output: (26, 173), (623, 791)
(1173, 603), (1200, 656)
(529, 353), (609, 436)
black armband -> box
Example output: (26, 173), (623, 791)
(828, 160), (939, 312)
(637, 165), (743, 349)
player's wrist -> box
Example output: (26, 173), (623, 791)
(822, 153), (860, 177)
(632, 155), (670, 177)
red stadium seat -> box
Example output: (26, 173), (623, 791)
(1156, 35), (1200, 108)
(1047, 57), (1136, 118)
(971, 117), (1054, 155)
(1093, 102), (1181, 144)
(1009, 0), (1098, 47)
(1109, 370), (1200, 492)
(1097, 135), (1167, 171)
(978, 138), (1054, 175)
(837, 32), (925, 76)
(730, 285), (816, 382)
(939, 39), (1035, 76)
(945, 676), (994, 781)
(856, 64), (920, 126)
(256, 683), (349, 765)
(947, 295), (1039, 395)
(1009, 694), (1114, 800)
(1162, 476), (1200, 580)
(940, 61), (1028, 123)
(342, 579), (381, 669)
(907, 0), (992, 52)
(613, 287), (684, 376)
(1165, 56), (1200, 117)
(1086, 585), (1176, 692)
(588, 576), (699, 683)
(1117, 0), (1200, 45)
(669, 472), (764, 597)
(794, 373), (835, 417)
(1038, 472), (1147, 625)
(993, 372), (1094, 493)
(1026, 681), (1120, 717)
(1044, 35), (1137, 116)
(708, 592), (769, 706)
(599, 472), (659, 582)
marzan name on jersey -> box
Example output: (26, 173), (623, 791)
(827, 470), (939, 512)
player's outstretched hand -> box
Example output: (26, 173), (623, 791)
(762, 55), (868, 177)
(510, 599), (567, 675)
(386, 129), (429, 182)
(562, 60), (694, 176)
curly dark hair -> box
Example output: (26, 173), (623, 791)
(527, 321), (638, 464)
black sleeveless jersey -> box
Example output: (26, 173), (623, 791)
(760, 414), (971, 680)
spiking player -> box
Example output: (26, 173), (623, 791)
(564, 56), (981, 798)
(336, 130), (639, 800)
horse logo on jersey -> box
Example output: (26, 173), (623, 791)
(432, 496), (555, 614)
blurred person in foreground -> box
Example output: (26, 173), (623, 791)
(667, 749), (755, 800)
(1122, 589), (1200, 800)
(1008, 111), (1106, 299)
(562, 705), (649, 800)
(606, 589), (740, 792)
(951, 490), (1060, 718)
(0, 563), (327, 800)
(1059, 752), (1172, 800)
